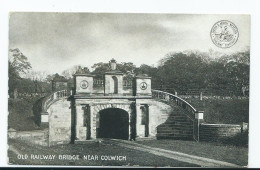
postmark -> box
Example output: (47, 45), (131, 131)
(210, 20), (239, 48)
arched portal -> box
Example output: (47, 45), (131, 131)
(112, 76), (118, 94)
(97, 108), (129, 140)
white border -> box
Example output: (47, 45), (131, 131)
(1, 0), (260, 168)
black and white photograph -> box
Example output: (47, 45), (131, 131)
(5, 12), (251, 168)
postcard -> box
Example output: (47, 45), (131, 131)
(7, 12), (250, 168)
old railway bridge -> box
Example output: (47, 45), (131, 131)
(39, 59), (204, 146)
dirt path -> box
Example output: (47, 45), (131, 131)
(105, 139), (241, 168)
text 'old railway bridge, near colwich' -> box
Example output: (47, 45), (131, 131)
(39, 59), (204, 146)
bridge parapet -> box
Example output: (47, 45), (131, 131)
(152, 89), (204, 141)
(40, 90), (71, 126)
(152, 90), (197, 118)
(42, 89), (70, 112)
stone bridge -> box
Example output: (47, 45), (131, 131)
(39, 89), (204, 146)
(38, 59), (204, 146)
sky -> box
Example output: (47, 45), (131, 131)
(9, 13), (250, 74)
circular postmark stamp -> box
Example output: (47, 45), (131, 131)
(210, 20), (239, 48)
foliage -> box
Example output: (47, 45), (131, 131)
(61, 65), (90, 78)
(187, 98), (249, 124)
(88, 50), (249, 96)
(8, 47), (249, 97)
(155, 50), (249, 96)
(9, 49), (32, 97)
(91, 62), (110, 78)
(9, 48), (32, 76)
(8, 48), (53, 97)
(91, 62), (136, 79)
(8, 98), (43, 131)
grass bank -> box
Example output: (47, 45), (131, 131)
(8, 97), (43, 131)
(185, 98), (249, 124)
(136, 139), (247, 166)
(8, 139), (197, 167)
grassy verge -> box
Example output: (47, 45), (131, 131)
(136, 139), (248, 166)
(185, 98), (249, 124)
(8, 139), (197, 167)
(8, 97), (43, 131)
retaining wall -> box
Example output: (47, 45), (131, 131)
(8, 129), (48, 146)
(199, 123), (243, 142)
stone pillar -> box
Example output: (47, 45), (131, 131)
(90, 106), (97, 139)
(75, 105), (87, 140)
(83, 105), (91, 140)
(136, 104), (144, 137)
(146, 105), (150, 137)
(194, 111), (204, 142)
(130, 103), (137, 140)
(136, 104), (150, 138)
(129, 111), (131, 140)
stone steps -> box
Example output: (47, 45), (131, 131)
(157, 131), (193, 135)
(156, 103), (194, 140)
(163, 120), (193, 125)
(158, 126), (193, 130)
(157, 133), (193, 140)
(135, 136), (156, 141)
(158, 130), (193, 134)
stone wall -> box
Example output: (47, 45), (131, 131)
(199, 123), (242, 142)
(104, 74), (123, 95)
(48, 98), (71, 146)
(8, 129), (48, 146)
(136, 99), (173, 138)
(92, 85), (133, 95)
(46, 98), (181, 145)
(73, 99), (173, 140)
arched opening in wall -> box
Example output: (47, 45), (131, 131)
(97, 108), (129, 140)
(112, 76), (118, 94)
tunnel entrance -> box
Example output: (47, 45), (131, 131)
(97, 108), (129, 140)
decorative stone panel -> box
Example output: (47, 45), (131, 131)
(74, 74), (94, 94)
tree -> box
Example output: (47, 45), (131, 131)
(61, 65), (88, 79)
(91, 62), (111, 77)
(9, 48), (32, 77)
(157, 52), (208, 92)
(8, 48), (32, 97)
(24, 70), (48, 82)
